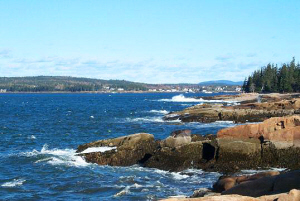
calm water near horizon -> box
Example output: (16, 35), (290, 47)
(0, 92), (238, 200)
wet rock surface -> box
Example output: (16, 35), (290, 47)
(220, 170), (300, 197)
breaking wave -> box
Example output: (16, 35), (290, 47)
(19, 144), (90, 167)
(124, 117), (180, 123)
(149, 110), (169, 114)
(1, 179), (26, 187)
(158, 94), (239, 104)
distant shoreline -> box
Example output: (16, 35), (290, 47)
(0, 91), (239, 94)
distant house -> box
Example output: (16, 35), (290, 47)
(0, 89), (7, 93)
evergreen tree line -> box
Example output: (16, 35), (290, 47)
(242, 58), (300, 93)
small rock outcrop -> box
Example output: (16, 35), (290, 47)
(77, 133), (157, 166)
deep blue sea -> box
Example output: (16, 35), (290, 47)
(0, 92), (238, 200)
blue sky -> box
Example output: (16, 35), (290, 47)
(0, 0), (299, 83)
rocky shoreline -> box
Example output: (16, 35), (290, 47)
(164, 93), (300, 123)
(76, 93), (300, 200)
(76, 116), (300, 173)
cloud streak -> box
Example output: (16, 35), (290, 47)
(0, 50), (263, 83)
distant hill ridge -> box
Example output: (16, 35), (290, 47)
(0, 76), (147, 92)
(0, 76), (242, 92)
(199, 80), (243, 86)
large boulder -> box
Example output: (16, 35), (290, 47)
(144, 141), (206, 171)
(273, 170), (300, 193)
(220, 170), (300, 197)
(213, 171), (280, 193)
(76, 133), (157, 166)
(214, 138), (262, 172)
(217, 116), (300, 149)
(221, 175), (278, 197)
(215, 116), (300, 171)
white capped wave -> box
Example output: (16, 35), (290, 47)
(1, 179), (26, 187)
(158, 94), (239, 104)
(114, 186), (130, 197)
(171, 172), (189, 180)
(158, 94), (204, 102)
(21, 144), (90, 167)
(80, 147), (117, 154)
(19, 149), (40, 157)
(124, 117), (180, 123)
(132, 183), (143, 188)
(149, 110), (169, 115)
(28, 135), (36, 140)
(125, 117), (164, 123)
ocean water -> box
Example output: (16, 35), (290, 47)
(0, 92), (238, 200)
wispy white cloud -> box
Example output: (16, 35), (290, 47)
(0, 49), (263, 83)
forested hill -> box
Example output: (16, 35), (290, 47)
(242, 58), (300, 93)
(0, 76), (148, 92)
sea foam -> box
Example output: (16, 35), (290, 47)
(124, 117), (180, 123)
(158, 94), (239, 104)
(1, 179), (26, 187)
(149, 110), (169, 114)
(21, 144), (90, 167)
